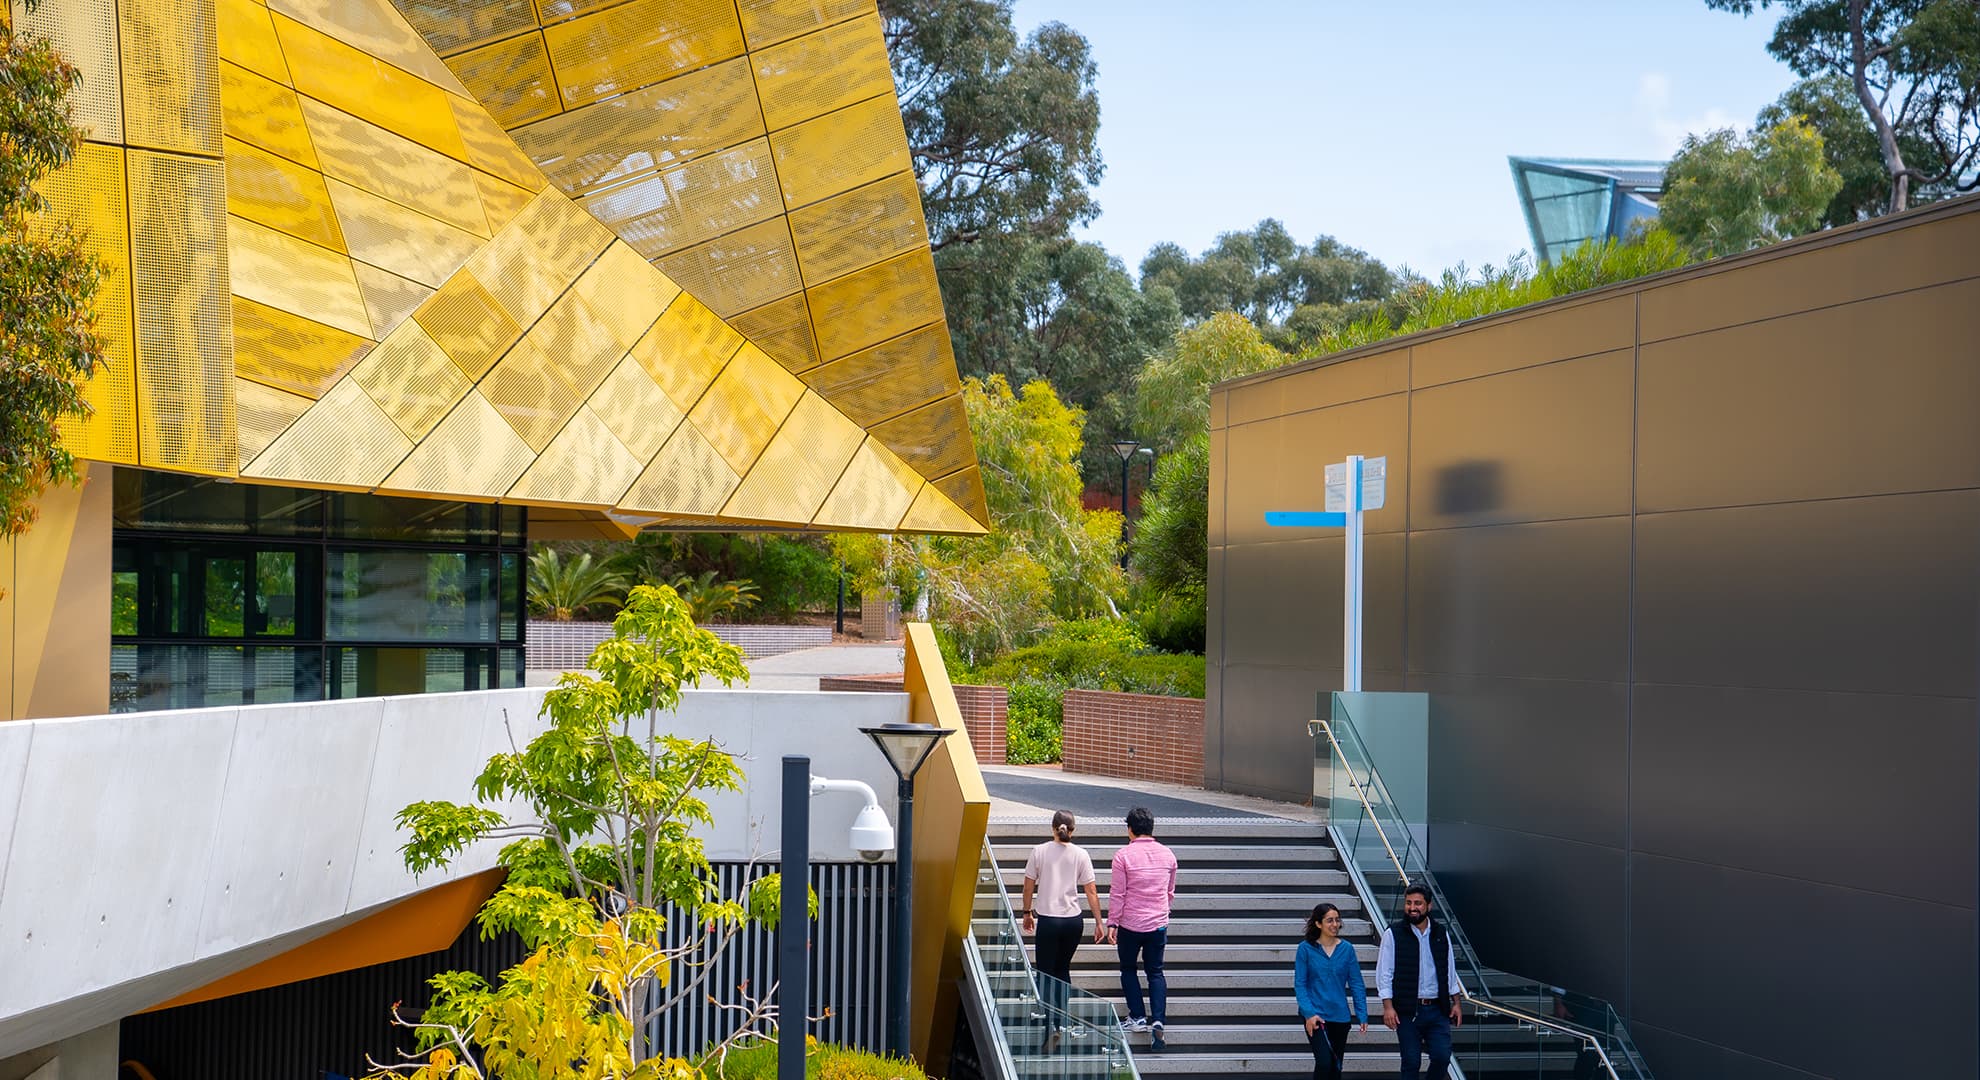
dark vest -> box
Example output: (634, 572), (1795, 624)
(1388, 918), (1451, 1018)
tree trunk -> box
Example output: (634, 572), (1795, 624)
(1849, 0), (1911, 213)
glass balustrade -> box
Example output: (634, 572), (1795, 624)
(1320, 693), (1652, 1080)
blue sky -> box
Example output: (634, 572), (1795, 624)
(1008, 1), (1800, 277)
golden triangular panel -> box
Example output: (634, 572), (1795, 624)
(811, 437), (921, 531)
(720, 391), (865, 525)
(898, 479), (986, 536)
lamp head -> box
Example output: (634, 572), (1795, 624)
(861, 723), (953, 781)
(1112, 439), (1140, 462)
(850, 802), (895, 862)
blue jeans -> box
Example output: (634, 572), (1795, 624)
(1114, 926), (1167, 1023)
(1397, 1006), (1452, 1078)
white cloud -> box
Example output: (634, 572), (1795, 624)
(1636, 71), (1739, 153)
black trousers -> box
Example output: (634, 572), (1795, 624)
(1306, 1020), (1349, 1080)
(1033, 914), (1083, 1020)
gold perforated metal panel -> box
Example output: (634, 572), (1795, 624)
(326, 177), (485, 288)
(811, 436), (921, 530)
(410, 270), (523, 381)
(870, 393), (974, 484)
(524, 288), (624, 400)
(128, 151), (235, 475)
(800, 321), (958, 425)
(19, 0), (125, 143)
(119, 0), (223, 155)
(479, 336), (583, 451)
(299, 97), (489, 236)
(806, 248), (942, 361)
(444, 31), (559, 127)
(767, 94), (909, 211)
(273, 13), (471, 162)
(735, 0), (868, 50)
(512, 57), (765, 193)
(751, 13), (891, 132)
(619, 421), (740, 515)
(721, 390), (864, 523)
(235, 377), (313, 464)
(217, 0), (291, 83)
(656, 216), (800, 318)
(243, 375), (409, 485)
(475, 171), (537, 232)
(685, 342), (804, 474)
(543, 0), (745, 108)
(224, 137), (346, 253)
(39, 142), (138, 466)
(349, 320), (473, 439)
(534, 0), (628, 26)
(933, 465), (989, 527)
(227, 215), (374, 338)
(507, 405), (642, 505)
(266, 0), (472, 96)
(393, 0), (537, 55)
(787, 170), (925, 286)
(630, 293), (744, 410)
(232, 295), (373, 397)
(588, 356), (683, 461)
(449, 97), (547, 189)
(730, 292), (819, 373)
(897, 479), (984, 534)
(353, 262), (436, 336)
(219, 62), (319, 168)
(462, 189), (613, 325)
(566, 241), (680, 350)
(379, 388), (535, 496)
(579, 138), (782, 258)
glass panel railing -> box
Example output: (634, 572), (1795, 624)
(1319, 693), (1652, 1080)
(972, 839), (1137, 1080)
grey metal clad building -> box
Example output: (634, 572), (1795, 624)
(1510, 156), (1666, 263)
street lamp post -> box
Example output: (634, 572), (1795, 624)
(1111, 441), (1152, 566)
(859, 723), (955, 1060)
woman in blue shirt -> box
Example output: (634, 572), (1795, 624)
(1294, 902), (1367, 1080)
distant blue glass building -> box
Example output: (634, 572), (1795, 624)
(1508, 156), (1666, 263)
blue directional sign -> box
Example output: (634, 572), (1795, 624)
(1265, 453), (1377, 692)
(1263, 511), (1347, 528)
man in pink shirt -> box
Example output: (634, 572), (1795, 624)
(1103, 806), (1179, 1050)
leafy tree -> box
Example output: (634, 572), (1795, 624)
(1126, 433), (1209, 655)
(667, 570), (759, 623)
(1759, 72), (1931, 223)
(1708, 0), (1980, 213)
(1131, 312), (1287, 451)
(2, 5), (106, 549)
(527, 547), (630, 621)
(1659, 116), (1844, 257)
(1138, 221), (1395, 347)
(834, 376), (1122, 663)
(377, 586), (789, 1079)
(881, 0), (1102, 250)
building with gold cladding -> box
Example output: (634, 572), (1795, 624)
(3, 0), (988, 718)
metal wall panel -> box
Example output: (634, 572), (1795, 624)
(235, 378), (313, 463)
(812, 438), (919, 530)
(219, 61), (319, 167)
(1636, 278), (1980, 512)
(730, 292), (821, 373)
(231, 295), (373, 397)
(631, 293), (745, 411)
(736, 0), (869, 50)
(299, 97), (488, 236)
(39, 142), (139, 466)
(128, 151), (235, 476)
(1628, 852), (1974, 1079)
(767, 93), (911, 211)
(513, 56), (766, 191)
(353, 262), (436, 334)
(588, 357), (683, 461)
(896, 481), (981, 535)
(445, 31), (560, 126)
(1219, 532), (1406, 674)
(930, 467), (987, 527)
(1410, 294), (1632, 389)
(579, 139), (783, 257)
(657, 216), (801, 318)
(1416, 673), (1627, 848)
(686, 343), (804, 475)
(751, 13), (892, 132)
(1231, 347), (1406, 425)
(349, 322), (472, 440)
(380, 388), (535, 496)
(410, 270), (522, 379)
(800, 322), (959, 426)
(1407, 348), (1633, 529)
(787, 170), (926, 287)
(393, 0), (537, 55)
(1630, 682), (1976, 907)
(722, 390), (867, 523)
(1221, 394), (1408, 546)
(805, 247), (942, 361)
(267, 0), (472, 93)
(118, 0), (222, 154)
(868, 395), (975, 485)
(217, 0), (291, 83)
(542, 0), (744, 108)
(20, 0), (125, 142)
(622, 422), (742, 515)
(328, 177), (486, 289)
(241, 378), (410, 485)
(1633, 491), (1978, 698)
(224, 137), (347, 252)
(272, 13), (472, 161)
(226, 214), (372, 337)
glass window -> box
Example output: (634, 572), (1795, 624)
(326, 550), (501, 642)
(109, 644), (322, 712)
(254, 550), (298, 636)
(112, 569), (138, 636)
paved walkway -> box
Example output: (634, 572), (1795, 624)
(739, 642), (905, 689)
(981, 763), (1310, 825)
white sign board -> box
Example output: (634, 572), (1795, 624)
(1323, 455), (1386, 512)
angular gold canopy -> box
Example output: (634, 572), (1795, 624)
(27, 0), (987, 533)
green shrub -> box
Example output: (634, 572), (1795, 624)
(1005, 681), (1066, 764)
(746, 536), (840, 620)
(704, 1038), (926, 1080)
(1131, 586), (1205, 656)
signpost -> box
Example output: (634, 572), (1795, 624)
(1264, 454), (1385, 692)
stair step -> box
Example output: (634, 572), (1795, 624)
(980, 942), (1378, 966)
(970, 917), (1380, 942)
(994, 842), (1338, 865)
(997, 867), (1348, 889)
(985, 821), (1325, 842)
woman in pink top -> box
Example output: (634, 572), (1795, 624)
(1021, 810), (1100, 1047)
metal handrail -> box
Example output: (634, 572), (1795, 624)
(1315, 715), (1634, 1080)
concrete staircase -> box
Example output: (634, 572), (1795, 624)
(983, 818), (1591, 1078)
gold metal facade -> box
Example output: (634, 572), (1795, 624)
(31, 0), (986, 534)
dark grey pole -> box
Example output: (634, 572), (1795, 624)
(1118, 454), (1132, 566)
(780, 756), (808, 1080)
(889, 775), (915, 1059)
(835, 562), (846, 634)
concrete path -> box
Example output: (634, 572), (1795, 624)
(739, 642), (905, 689)
(981, 763), (1310, 826)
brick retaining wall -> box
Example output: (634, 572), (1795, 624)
(528, 621), (832, 668)
(818, 674), (1007, 765)
(1061, 689), (1204, 787)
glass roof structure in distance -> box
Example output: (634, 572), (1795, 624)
(1508, 156), (1666, 264)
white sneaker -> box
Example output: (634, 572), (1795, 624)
(1149, 1021), (1165, 1050)
(1118, 1016), (1148, 1033)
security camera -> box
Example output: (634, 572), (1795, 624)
(850, 802), (895, 862)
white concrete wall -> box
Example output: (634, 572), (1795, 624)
(0, 686), (908, 1057)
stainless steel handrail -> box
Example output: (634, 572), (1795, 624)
(1315, 717), (1631, 1080)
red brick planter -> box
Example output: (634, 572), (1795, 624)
(818, 674), (1008, 766)
(1061, 689), (1204, 787)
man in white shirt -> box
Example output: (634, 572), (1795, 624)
(1375, 884), (1465, 1079)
